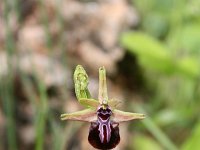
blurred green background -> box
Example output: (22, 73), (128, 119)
(0, 0), (200, 149)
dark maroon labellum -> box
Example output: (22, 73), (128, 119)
(88, 107), (120, 149)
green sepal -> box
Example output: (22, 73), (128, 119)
(61, 108), (97, 122)
(112, 109), (145, 123)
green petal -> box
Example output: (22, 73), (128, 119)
(61, 108), (97, 122)
(112, 109), (145, 123)
(79, 98), (99, 108)
(108, 99), (122, 109)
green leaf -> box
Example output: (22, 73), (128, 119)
(176, 57), (199, 78)
(132, 134), (163, 150)
(120, 31), (174, 74)
(168, 23), (200, 54)
(181, 122), (200, 150)
(120, 31), (200, 78)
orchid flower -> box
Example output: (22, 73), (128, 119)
(61, 65), (145, 149)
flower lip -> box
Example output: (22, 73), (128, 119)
(88, 116), (120, 149)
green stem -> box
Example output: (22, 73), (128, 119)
(35, 78), (48, 150)
(2, 0), (18, 149)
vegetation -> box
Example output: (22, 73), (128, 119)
(0, 0), (200, 149)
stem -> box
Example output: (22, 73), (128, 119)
(98, 67), (108, 105)
(2, 0), (18, 149)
